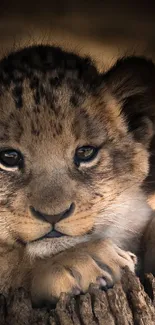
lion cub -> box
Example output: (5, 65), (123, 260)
(0, 45), (155, 306)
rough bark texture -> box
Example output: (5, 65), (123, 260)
(0, 268), (155, 325)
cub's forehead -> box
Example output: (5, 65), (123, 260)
(0, 79), (86, 146)
(0, 45), (92, 111)
(0, 45), (98, 105)
(0, 46), (105, 147)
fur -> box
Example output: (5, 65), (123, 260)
(0, 45), (155, 305)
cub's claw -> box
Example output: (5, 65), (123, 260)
(31, 239), (137, 305)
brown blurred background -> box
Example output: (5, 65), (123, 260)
(0, 0), (155, 206)
(0, 0), (155, 68)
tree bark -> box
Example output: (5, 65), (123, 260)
(1, 268), (155, 325)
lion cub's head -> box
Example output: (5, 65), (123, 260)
(0, 45), (154, 256)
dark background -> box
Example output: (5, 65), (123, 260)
(0, 0), (155, 69)
(0, 0), (155, 204)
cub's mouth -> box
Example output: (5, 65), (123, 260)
(44, 229), (65, 238)
(29, 203), (75, 242)
(27, 202), (93, 244)
(33, 229), (68, 242)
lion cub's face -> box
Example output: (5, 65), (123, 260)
(0, 46), (154, 254)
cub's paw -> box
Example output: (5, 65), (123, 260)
(31, 239), (137, 305)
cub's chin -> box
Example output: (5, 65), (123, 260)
(26, 233), (88, 259)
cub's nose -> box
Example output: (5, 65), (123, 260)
(30, 203), (75, 224)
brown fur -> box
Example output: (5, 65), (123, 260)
(0, 45), (155, 306)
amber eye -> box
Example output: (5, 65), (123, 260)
(74, 146), (98, 166)
(0, 149), (23, 169)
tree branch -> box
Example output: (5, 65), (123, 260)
(1, 268), (155, 325)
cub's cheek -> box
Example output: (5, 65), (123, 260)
(14, 217), (51, 242)
(55, 214), (95, 236)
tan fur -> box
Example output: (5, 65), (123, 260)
(0, 46), (155, 306)
(30, 239), (136, 304)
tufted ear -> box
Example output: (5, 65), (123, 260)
(103, 56), (155, 147)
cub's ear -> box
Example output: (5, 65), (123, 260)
(103, 56), (155, 147)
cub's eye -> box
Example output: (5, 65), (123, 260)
(75, 146), (98, 165)
(0, 149), (23, 169)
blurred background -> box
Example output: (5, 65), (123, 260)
(1, 0), (155, 205)
(0, 0), (155, 70)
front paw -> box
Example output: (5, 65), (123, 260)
(31, 239), (137, 305)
